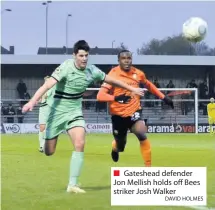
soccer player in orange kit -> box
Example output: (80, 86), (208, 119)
(97, 50), (174, 166)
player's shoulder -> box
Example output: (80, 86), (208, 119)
(86, 64), (102, 74)
(111, 65), (120, 71)
(86, 63), (98, 70)
(131, 66), (145, 77)
(132, 66), (144, 74)
(108, 66), (120, 75)
(62, 59), (73, 65)
(85, 64), (105, 79)
(59, 59), (74, 70)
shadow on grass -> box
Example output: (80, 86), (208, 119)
(84, 185), (111, 191)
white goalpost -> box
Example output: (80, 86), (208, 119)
(86, 88), (199, 134)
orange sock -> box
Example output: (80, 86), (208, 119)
(112, 140), (118, 152)
(140, 139), (151, 167)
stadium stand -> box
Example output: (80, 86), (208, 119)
(1, 55), (214, 127)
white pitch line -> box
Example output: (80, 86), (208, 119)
(187, 206), (215, 210)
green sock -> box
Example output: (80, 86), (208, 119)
(69, 151), (84, 186)
(39, 131), (44, 148)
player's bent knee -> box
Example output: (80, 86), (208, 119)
(44, 144), (56, 156)
(45, 151), (54, 156)
(44, 138), (58, 156)
(44, 149), (55, 156)
(44, 143), (56, 156)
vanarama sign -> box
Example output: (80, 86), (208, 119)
(0, 123), (213, 134)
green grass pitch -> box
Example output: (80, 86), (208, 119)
(1, 134), (215, 210)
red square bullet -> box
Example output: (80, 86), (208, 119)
(114, 170), (120, 176)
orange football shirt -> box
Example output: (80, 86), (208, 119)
(102, 66), (146, 117)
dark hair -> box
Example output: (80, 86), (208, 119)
(73, 40), (90, 54)
(117, 50), (131, 59)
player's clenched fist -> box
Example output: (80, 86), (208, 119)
(163, 96), (174, 109)
(22, 101), (35, 113)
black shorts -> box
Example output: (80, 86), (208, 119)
(111, 110), (143, 147)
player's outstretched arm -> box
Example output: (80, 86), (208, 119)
(104, 75), (144, 96)
(97, 86), (131, 104)
(144, 80), (174, 109)
(22, 77), (57, 113)
(97, 87), (114, 102)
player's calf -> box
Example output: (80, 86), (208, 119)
(135, 131), (151, 166)
(67, 127), (85, 189)
(132, 121), (151, 167)
(139, 139), (151, 167)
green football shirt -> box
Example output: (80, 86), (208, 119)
(40, 86), (55, 107)
(47, 59), (106, 112)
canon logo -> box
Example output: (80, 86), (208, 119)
(86, 124), (111, 130)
